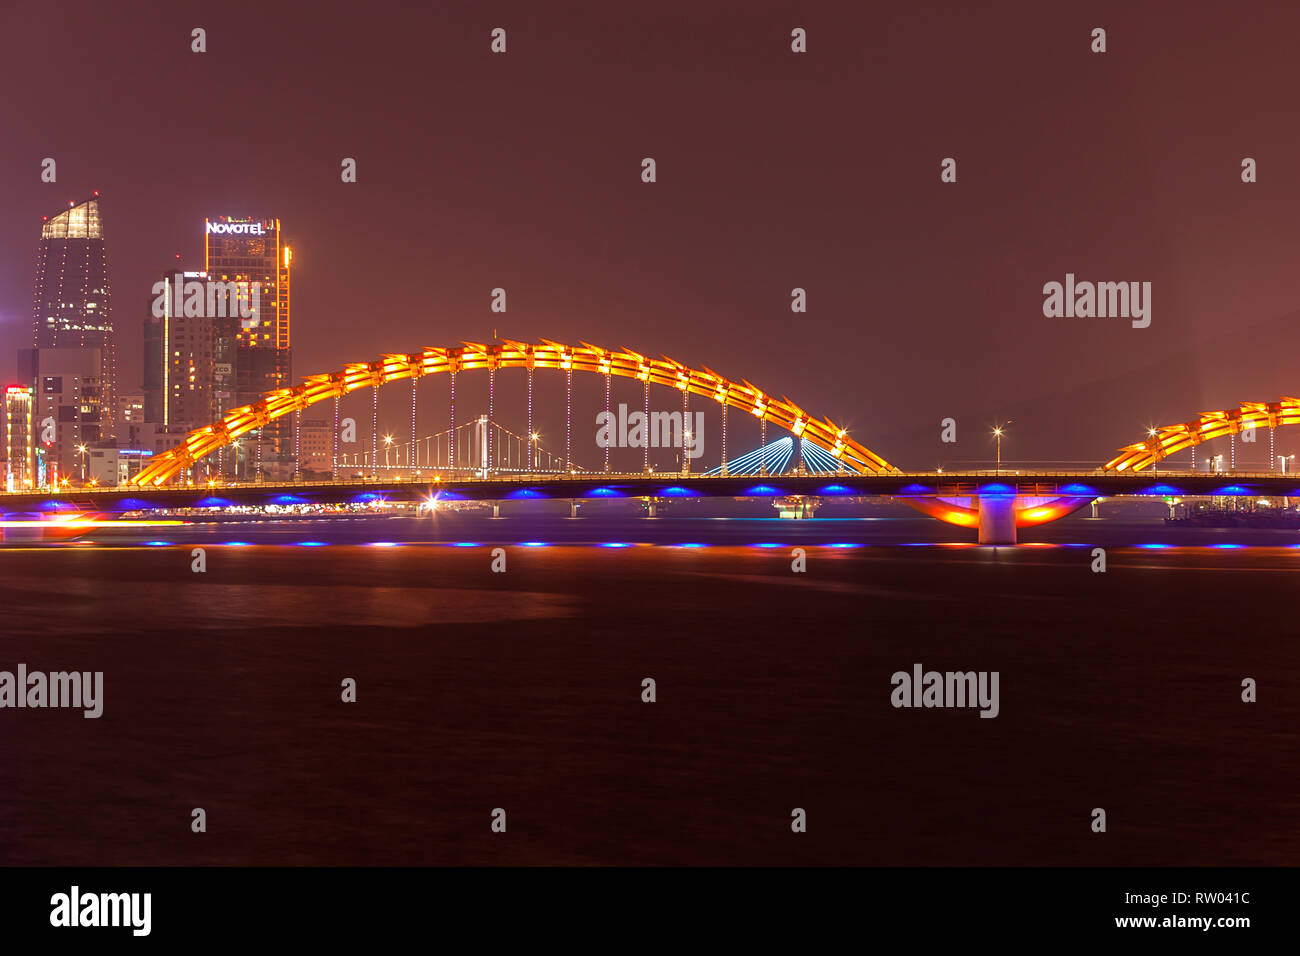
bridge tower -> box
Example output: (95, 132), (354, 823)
(477, 415), (488, 476)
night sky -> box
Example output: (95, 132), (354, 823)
(3, 1), (1298, 469)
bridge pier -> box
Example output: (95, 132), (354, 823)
(773, 495), (820, 519)
(977, 495), (1017, 546)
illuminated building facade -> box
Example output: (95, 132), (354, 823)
(31, 196), (115, 435)
(205, 216), (291, 477)
(87, 445), (153, 485)
(18, 347), (103, 483)
(4, 386), (34, 491)
(143, 271), (238, 432)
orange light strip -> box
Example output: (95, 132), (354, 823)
(1103, 397), (1300, 471)
(0, 519), (185, 528)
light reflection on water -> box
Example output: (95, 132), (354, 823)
(0, 572), (577, 635)
(5, 538), (1297, 552)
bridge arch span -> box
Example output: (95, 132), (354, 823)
(1104, 397), (1300, 472)
(131, 339), (895, 485)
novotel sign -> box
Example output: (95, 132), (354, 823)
(206, 221), (267, 236)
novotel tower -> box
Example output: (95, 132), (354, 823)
(204, 216), (292, 478)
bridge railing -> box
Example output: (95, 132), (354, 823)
(7, 468), (1300, 499)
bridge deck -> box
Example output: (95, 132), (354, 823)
(2, 471), (1297, 511)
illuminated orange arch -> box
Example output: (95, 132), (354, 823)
(1104, 397), (1300, 472)
(131, 339), (896, 485)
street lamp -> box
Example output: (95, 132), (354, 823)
(1278, 454), (1294, 475)
(384, 434), (394, 468)
(992, 421), (1012, 475)
(76, 443), (88, 482)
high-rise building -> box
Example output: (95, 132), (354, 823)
(4, 385), (34, 491)
(143, 271), (239, 432)
(205, 216), (291, 477)
(19, 347), (103, 483)
(31, 196), (115, 434)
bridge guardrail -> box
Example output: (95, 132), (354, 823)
(4, 469), (1296, 498)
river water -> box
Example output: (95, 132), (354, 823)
(0, 512), (1294, 865)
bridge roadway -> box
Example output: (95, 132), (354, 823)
(2, 471), (1296, 512)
